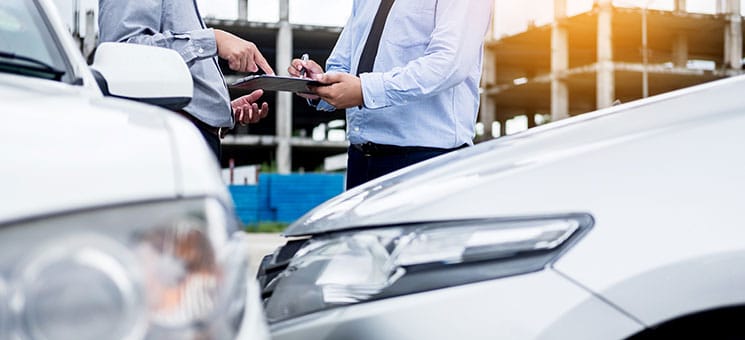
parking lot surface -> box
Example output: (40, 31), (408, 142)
(246, 233), (286, 277)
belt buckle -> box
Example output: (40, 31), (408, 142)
(218, 127), (230, 139)
(362, 142), (376, 157)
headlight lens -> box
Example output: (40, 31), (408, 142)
(0, 198), (250, 340)
(264, 214), (592, 323)
(14, 235), (146, 340)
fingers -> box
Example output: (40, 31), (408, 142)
(242, 52), (251, 73)
(235, 104), (253, 125)
(228, 58), (240, 72)
(288, 59), (303, 77)
(232, 89), (265, 108)
(317, 72), (344, 85)
(310, 73), (363, 109)
(240, 43), (255, 73)
(298, 93), (321, 100)
(254, 52), (274, 75)
(235, 107), (245, 125)
(305, 60), (323, 74)
(259, 102), (269, 119)
(247, 103), (259, 123)
(245, 89), (264, 103)
(250, 103), (263, 123)
(238, 102), (269, 125)
(313, 84), (333, 98)
(216, 30), (273, 74)
(288, 59), (324, 79)
(233, 92), (269, 125)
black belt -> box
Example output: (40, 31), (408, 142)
(174, 110), (230, 139)
(352, 142), (468, 157)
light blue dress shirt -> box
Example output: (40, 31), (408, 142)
(98, 0), (233, 128)
(318, 0), (493, 148)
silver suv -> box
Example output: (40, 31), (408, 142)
(0, 0), (268, 339)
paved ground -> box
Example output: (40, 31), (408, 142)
(245, 233), (286, 277)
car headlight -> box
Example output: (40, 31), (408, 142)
(0, 198), (250, 340)
(264, 214), (593, 323)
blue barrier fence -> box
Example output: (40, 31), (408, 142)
(229, 173), (345, 225)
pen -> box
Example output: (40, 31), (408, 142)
(300, 53), (309, 78)
(299, 53), (316, 107)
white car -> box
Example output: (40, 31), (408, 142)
(259, 75), (745, 339)
(0, 0), (269, 339)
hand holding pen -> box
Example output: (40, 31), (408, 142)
(288, 54), (324, 80)
(289, 53), (324, 100)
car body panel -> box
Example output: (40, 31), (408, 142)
(0, 74), (181, 223)
(268, 75), (745, 338)
(284, 76), (745, 237)
(270, 270), (643, 340)
(1, 1), (270, 338)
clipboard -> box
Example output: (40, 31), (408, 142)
(230, 75), (320, 94)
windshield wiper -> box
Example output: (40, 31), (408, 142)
(0, 51), (66, 81)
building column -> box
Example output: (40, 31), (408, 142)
(672, 0), (688, 68)
(724, 0), (743, 70)
(551, 0), (569, 121)
(276, 0), (293, 174)
(82, 10), (96, 60)
(672, 33), (688, 68)
(527, 109), (537, 129)
(238, 0), (248, 20)
(596, 0), (615, 109)
(716, 0), (727, 14)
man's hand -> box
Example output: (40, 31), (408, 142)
(312, 73), (364, 109)
(288, 58), (324, 100)
(288, 58), (324, 79)
(214, 29), (275, 75)
(232, 89), (269, 125)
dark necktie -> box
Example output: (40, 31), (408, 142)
(356, 0), (396, 76)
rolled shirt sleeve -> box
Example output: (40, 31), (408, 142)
(99, 0), (217, 65)
(98, 0), (234, 128)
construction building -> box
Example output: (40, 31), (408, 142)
(480, 0), (744, 138)
(70, 0), (744, 173)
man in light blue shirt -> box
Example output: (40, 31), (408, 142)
(289, 0), (493, 189)
(99, 0), (273, 160)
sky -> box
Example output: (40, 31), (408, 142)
(52, 0), (735, 37)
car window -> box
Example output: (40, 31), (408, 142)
(0, 0), (73, 83)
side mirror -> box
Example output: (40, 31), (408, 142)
(90, 42), (193, 110)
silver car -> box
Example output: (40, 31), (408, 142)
(259, 75), (745, 339)
(0, 0), (268, 339)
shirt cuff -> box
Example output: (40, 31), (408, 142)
(360, 72), (388, 109)
(187, 28), (218, 58)
(316, 100), (336, 112)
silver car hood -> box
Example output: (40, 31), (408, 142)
(0, 75), (227, 222)
(284, 75), (745, 236)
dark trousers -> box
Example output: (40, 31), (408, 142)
(346, 144), (463, 190)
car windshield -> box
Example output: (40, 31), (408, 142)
(0, 0), (71, 82)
